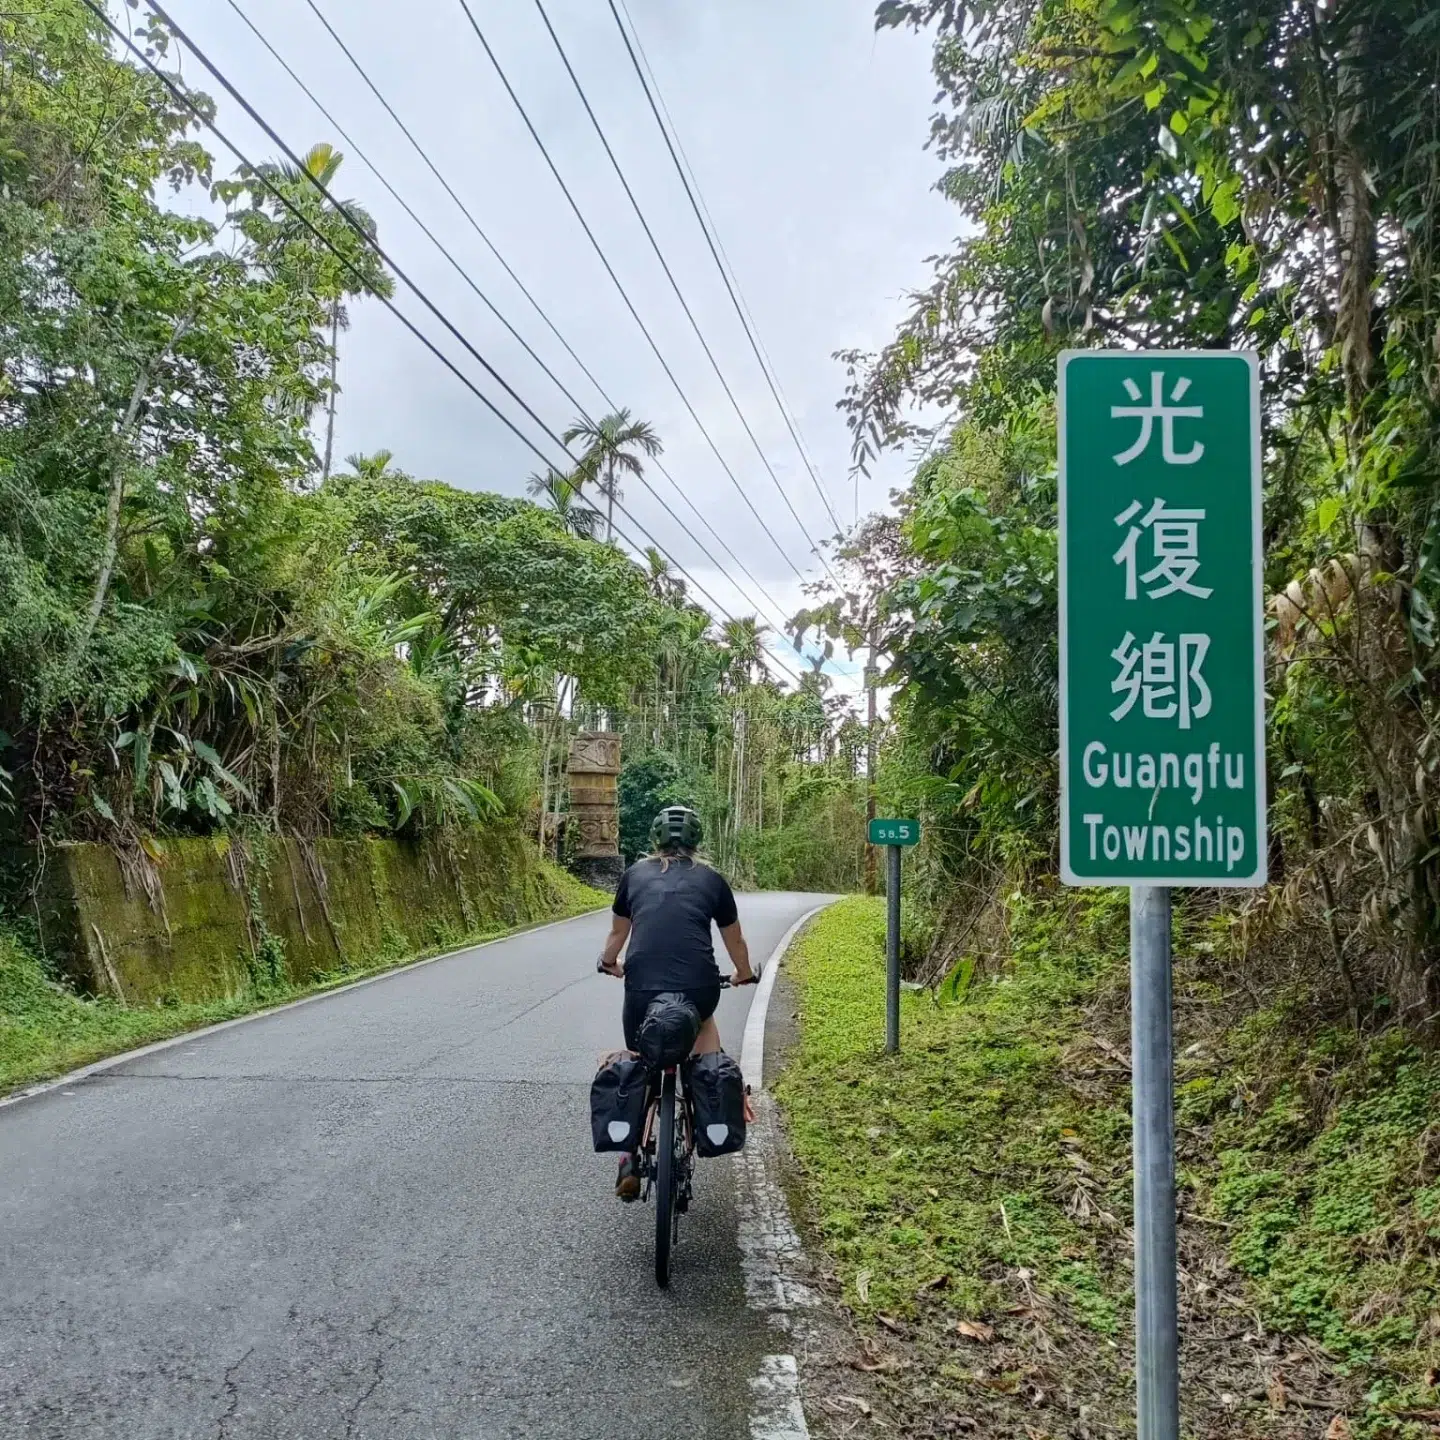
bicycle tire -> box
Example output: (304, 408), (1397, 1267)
(654, 1076), (676, 1287)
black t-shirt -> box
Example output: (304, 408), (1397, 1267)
(612, 857), (738, 992)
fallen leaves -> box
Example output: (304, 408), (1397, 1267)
(1266, 1371), (1287, 1411)
(955, 1319), (997, 1344)
(1325, 1417), (1351, 1439)
(852, 1350), (909, 1374)
(877, 1313), (907, 1335)
(851, 1337), (909, 1374)
(856, 1268), (872, 1304)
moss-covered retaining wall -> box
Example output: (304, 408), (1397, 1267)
(17, 829), (577, 1006)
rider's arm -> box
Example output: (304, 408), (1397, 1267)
(599, 870), (633, 976)
(599, 914), (631, 976)
(719, 922), (754, 984)
(713, 872), (753, 983)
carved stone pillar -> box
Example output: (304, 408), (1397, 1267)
(566, 732), (625, 892)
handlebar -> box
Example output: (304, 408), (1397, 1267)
(595, 956), (760, 987)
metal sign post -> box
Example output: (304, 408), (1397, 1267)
(868, 819), (919, 1055)
(886, 844), (901, 1053)
(1131, 884), (1177, 1435)
(1058, 350), (1265, 1440)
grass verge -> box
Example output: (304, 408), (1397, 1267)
(777, 893), (1440, 1439)
(1, 863), (608, 1095)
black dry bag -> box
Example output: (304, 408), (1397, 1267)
(635, 992), (702, 1068)
(590, 1053), (648, 1152)
(688, 1051), (746, 1157)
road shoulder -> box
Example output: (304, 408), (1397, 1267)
(747, 900), (883, 1440)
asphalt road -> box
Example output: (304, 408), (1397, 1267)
(0, 890), (828, 1440)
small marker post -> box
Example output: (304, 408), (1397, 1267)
(885, 843), (900, 1054)
(868, 819), (919, 1056)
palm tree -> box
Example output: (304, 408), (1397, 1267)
(721, 616), (769, 689)
(526, 465), (602, 539)
(276, 144), (379, 483)
(344, 449), (396, 480)
(642, 546), (686, 604)
(562, 409), (662, 544)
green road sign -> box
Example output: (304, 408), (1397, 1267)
(869, 818), (920, 846)
(1059, 350), (1265, 887)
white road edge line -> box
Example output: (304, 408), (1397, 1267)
(740, 899), (835, 1440)
(0, 906), (609, 1111)
(750, 1354), (810, 1440)
(740, 902), (829, 1093)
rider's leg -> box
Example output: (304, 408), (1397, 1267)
(690, 1015), (722, 1055)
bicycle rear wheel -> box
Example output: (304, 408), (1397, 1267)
(654, 1076), (676, 1287)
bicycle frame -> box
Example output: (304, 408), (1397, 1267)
(637, 1061), (695, 1286)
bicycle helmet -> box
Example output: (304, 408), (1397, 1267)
(649, 805), (703, 852)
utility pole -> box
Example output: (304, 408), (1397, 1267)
(864, 614), (878, 896)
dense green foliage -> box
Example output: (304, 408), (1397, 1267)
(0, 2), (865, 891)
(800, 0), (1440, 1023)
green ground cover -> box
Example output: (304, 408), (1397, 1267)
(778, 896), (1440, 1438)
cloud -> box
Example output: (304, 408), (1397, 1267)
(172, 0), (952, 622)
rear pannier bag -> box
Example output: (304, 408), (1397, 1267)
(688, 1051), (746, 1157)
(590, 1053), (649, 1152)
(636, 992), (702, 1068)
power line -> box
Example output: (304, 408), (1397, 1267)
(290, 0), (610, 412)
(608, 0), (844, 535)
(222, 0), (593, 420)
(82, 0), (807, 688)
(452, 0), (816, 590)
(219, 0), (797, 638)
(527, 0), (845, 577)
(260, 0), (799, 637)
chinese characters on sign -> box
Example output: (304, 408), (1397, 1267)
(1059, 352), (1265, 886)
(1110, 631), (1211, 728)
(1112, 500), (1212, 600)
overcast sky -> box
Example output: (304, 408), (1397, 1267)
(160, 0), (954, 690)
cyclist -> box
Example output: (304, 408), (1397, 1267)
(596, 805), (754, 1200)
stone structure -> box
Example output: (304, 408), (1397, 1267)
(566, 731), (625, 892)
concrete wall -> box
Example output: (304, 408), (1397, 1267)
(19, 828), (576, 1006)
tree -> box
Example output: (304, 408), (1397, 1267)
(642, 547), (686, 605)
(720, 617), (769, 690)
(526, 465), (602, 539)
(0, 1), (866, 896)
(344, 449), (396, 481)
(264, 143), (381, 483)
(838, 0), (1440, 1018)
(562, 410), (663, 544)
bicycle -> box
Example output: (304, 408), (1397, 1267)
(596, 964), (758, 1287)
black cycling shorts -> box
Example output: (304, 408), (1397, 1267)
(623, 985), (721, 1054)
